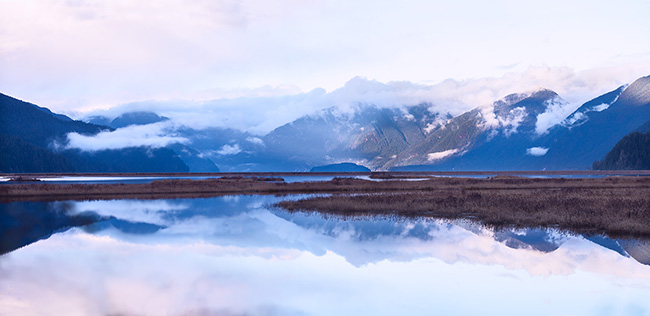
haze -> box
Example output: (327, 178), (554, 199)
(1, 0), (649, 128)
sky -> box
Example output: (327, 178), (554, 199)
(1, 0), (649, 131)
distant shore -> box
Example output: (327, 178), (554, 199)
(3, 170), (650, 179)
(2, 174), (650, 238)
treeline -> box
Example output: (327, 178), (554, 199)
(593, 131), (650, 170)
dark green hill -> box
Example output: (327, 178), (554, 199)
(593, 131), (650, 170)
(0, 93), (105, 148)
(0, 133), (75, 172)
(110, 111), (170, 128)
(0, 92), (189, 173)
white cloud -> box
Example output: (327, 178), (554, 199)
(427, 149), (459, 161)
(63, 121), (188, 151)
(69, 200), (187, 226)
(3, 199), (650, 316)
(535, 97), (579, 135)
(246, 137), (264, 145)
(526, 147), (549, 156)
(216, 144), (242, 155)
(76, 65), (647, 136)
(591, 103), (610, 112)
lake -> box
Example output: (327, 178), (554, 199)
(1, 195), (650, 315)
(3, 171), (647, 185)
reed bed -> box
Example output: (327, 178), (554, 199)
(2, 175), (650, 237)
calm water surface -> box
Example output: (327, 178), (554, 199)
(0, 173), (632, 184)
(1, 195), (650, 315)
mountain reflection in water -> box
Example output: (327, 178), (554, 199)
(1, 196), (650, 315)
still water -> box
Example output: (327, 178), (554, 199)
(1, 195), (650, 316)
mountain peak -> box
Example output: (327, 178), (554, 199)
(617, 75), (650, 107)
(110, 111), (170, 128)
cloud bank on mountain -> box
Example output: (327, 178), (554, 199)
(80, 66), (641, 135)
(63, 122), (188, 151)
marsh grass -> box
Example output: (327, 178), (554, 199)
(2, 175), (650, 237)
(277, 184), (650, 238)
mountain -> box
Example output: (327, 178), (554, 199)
(0, 93), (189, 172)
(592, 131), (650, 170)
(239, 104), (448, 171)
(537, 76), (650, 170)
(256, 74), (649, 171)
(391, 76), (650, 171)
(84, 112), (221, 172)
(0, 133), (75, 172)
(5, 74), (649, 172)
(375, 89), (564, 170)
(87, 111), (170, 129)
(0, 93), (105, 148)
(168, 143), (220, 172)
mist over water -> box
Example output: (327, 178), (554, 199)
(1, 196), (650, 315)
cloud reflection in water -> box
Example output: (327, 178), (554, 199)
(1, 196), (650, 316)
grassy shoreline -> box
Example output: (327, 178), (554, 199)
(2, 175), (650, 200)
(2, 175), (650, 238)
(3, 170), (650, 179)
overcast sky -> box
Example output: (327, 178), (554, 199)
(1, 0), (649, 119)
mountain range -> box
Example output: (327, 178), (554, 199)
(0, 95), (196, 172)
(1, 74), (649, 172)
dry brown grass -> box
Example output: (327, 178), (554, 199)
(2, 175), (650, 237)
(2, 175), (650, 200)
(277, 183), (650, 238)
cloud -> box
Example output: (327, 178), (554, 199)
(591, 103), (610, 112)
(4, 197), (650, 316)
(535, 97), (578, 135)
(246, 137), (264, 145)
(71, 65), (648, 136)
(216, 144), (242, 156)
(2, 0), (649, 118)
(69, 200), (187, 226)
(63, 121), (188, 151)
(526, 147), (549, 156)
(427, 149), (460, 161)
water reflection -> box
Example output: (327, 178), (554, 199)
(1, 197), (650, 315)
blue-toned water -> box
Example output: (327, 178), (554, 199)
(0, 175), (371, 185)
(1, 196), (650, 315)
(3, 172), (645, 185)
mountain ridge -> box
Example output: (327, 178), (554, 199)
(0, 93), (190, 173)
(3, 74), (650, 172)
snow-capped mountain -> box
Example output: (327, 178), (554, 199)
(248, 104), (450, 171)
(385, 75), (650, 171)
(3, 74), (649, 172)
(141, 74), (650, 171)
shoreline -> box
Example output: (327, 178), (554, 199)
(2, 176), (650, 238)
(3, 170), (650, 179)
(2, 175), (650, 201)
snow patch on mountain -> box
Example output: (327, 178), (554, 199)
(479, 105), (526, 136)
(562, 86), (627, 129)
(427, 149), (460, 161)
(502, 107), (527, 136)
